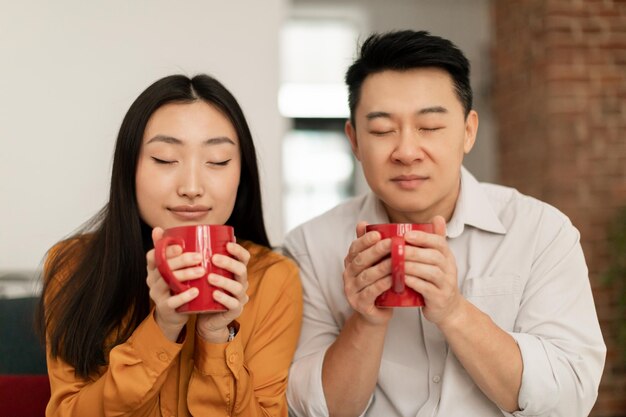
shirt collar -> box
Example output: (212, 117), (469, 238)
(358, 192), (391, 225)
(446, 166), (506, 238)
(357, 166), (507, 238)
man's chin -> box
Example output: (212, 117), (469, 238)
(378, 197), (433, 223)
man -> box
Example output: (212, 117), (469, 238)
(285, 30), (605, 417)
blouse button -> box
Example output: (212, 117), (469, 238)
(432, 375), (441, 383)
(158, 352), (169, 362)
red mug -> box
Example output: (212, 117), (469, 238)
(155, 224), (235, 313)
(365, 223), (434, 308)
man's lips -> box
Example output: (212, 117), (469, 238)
(168, 205), (211, 220)
(391, 175), (429, 189)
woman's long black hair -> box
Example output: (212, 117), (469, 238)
(36, 74), (270, 378)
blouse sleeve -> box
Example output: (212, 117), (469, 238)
(46, 311), (183, 417)
(187, 258), (303, 417)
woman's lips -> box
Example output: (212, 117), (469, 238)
(168, 206), (211, 220)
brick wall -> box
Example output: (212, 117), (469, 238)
(491, 0), (626, 416)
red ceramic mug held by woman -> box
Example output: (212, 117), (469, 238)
(365, 223), (434, 308)
(154, 224), (235, 313)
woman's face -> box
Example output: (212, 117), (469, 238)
(135, 100), (241, 229)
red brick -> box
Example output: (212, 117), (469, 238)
(493, 1), (626, 415)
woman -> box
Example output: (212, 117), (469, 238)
(37, 74), (302, 416)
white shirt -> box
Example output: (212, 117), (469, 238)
(285, 167), (605, 417)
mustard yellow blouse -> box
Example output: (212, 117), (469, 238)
(44, 241), (303, 417)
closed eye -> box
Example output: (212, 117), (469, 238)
(420, 127), (443, 132)
(370, 130), (394, 136)
(151, 156), (176, 164)
(208, 159), (231, 166)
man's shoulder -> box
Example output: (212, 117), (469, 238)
(479, 181), (572, 230)
(284, 194), (367, 252)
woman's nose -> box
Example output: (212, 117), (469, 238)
(176, 163), (204, 199)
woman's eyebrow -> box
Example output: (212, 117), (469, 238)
(146, 134), (182, 145)
(203, 137), (236, 146)
(145, 135), (236, 145)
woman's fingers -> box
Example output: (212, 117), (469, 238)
(211, 290), (242, 311)
(226, 242), (251, 265)
(212, 253), (247, 278)
(165, 287), (199, 310)
(209, 273), (247, 299)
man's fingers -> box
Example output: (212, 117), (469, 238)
(356, 221), (369, 239)
(345, 229), (381, 265)
(431, 215), (447, 237)
(350, 238), (391, 274)
(355, 258), (392, 291)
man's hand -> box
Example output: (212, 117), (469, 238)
(402, 216), (463, 326)
(343, 221), (394, 325)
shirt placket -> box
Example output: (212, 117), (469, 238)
(415, 312), (447, 417)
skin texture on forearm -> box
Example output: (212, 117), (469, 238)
(322, 313), (389, 417)
(438, 298), (523, 412)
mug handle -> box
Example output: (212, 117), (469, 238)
(154, 236), (188, 293)
(390, 236), (405, 293)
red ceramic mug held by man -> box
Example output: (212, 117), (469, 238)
(154, 224), (235, 313)
(365, 223), (434, 308)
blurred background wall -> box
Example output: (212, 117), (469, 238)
(492, 1), (626, 415)
(0, 0), (624, 414)
(0, 0), (287, 273)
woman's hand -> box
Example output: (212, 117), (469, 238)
(196, 242), (251, 343)
(146, 227), (203, 342)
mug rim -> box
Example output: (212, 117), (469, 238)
(162, 224), (234, 234)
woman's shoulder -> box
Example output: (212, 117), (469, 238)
(44, 234), (93, 283)
(241, 241), (300, 293)
(241, 241), (302, 310)
(242, 241), (298, 273)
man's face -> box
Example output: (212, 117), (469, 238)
(346, 68), (478, 223)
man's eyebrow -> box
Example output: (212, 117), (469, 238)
(365, 111), (392, 120)
(365, 106), (448, 121)
(146, 135), (236, 145)
(417, 106), (448, 115)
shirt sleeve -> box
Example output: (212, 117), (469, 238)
(284, 227), (337, 417)
(187, 258), (303, 417)
(46, 310), (183, 417)
(509, 215), (606, 417)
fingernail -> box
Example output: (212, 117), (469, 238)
(190, 288), (199, 297)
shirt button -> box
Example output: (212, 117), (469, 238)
(432, 375), (441, 383)
(228, 353), (238, 364)
(158, 352), (169, 362)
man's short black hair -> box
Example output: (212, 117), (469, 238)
(345, 30), (473, 125)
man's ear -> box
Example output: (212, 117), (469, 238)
(345, 120), (361, 161)
(463, 110), (479, 154)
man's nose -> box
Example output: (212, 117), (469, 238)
(391, 129), (425, 164)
